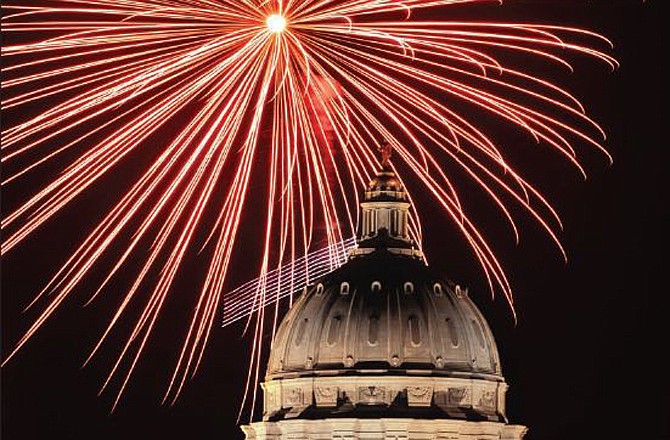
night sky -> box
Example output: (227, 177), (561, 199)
(2, 1), (667, 439)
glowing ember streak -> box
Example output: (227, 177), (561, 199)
(1, 0), (615, 412)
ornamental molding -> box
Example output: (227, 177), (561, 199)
(262, 375), (508, 420)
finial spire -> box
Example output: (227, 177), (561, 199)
(379, 140), (392, 169)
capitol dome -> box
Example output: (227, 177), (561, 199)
(255, 158), (518, 428)
(262, 253), (507, 422)
(267, 254), (502, 380)
(243, 147), (526, 439)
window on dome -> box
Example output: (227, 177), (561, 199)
(327, 315), (342, 346)
(367, 314), (379, 346)
(408, 315), (422, 346)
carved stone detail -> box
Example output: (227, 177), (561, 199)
(264, 375), (504, 420)
(314, 386), (338, 407)
(407, 385), (433, 407)
(357, 386), (387, 405)
(283, 388), (304, 407)
(447, 387), (470, 407)
(477, 389), (497, 411)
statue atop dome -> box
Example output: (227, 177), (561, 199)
(379, 140), (392, 169)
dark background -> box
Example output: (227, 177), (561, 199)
(2, 1), (667, 439)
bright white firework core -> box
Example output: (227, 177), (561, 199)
(266, 14), (287, 33)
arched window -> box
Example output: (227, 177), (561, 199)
(368, 314), (380, 346)
(408, 315), (422, 346)
(327, 315), (342, 346)
(445, 318), (459, 347)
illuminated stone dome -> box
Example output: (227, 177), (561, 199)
(264, 252), (506, 421)
(267, 255), (502, 380)
(243, 151), (527, 439)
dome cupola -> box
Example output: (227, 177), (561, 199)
(352, 142), (422, 259)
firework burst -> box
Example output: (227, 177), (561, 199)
(1, 0), (615, 410)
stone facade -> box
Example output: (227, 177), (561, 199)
(243, 418), (527, 439)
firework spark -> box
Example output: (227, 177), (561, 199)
(1, 0), (615, 410)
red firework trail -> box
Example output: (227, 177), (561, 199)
(1, 0), (615, 410)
